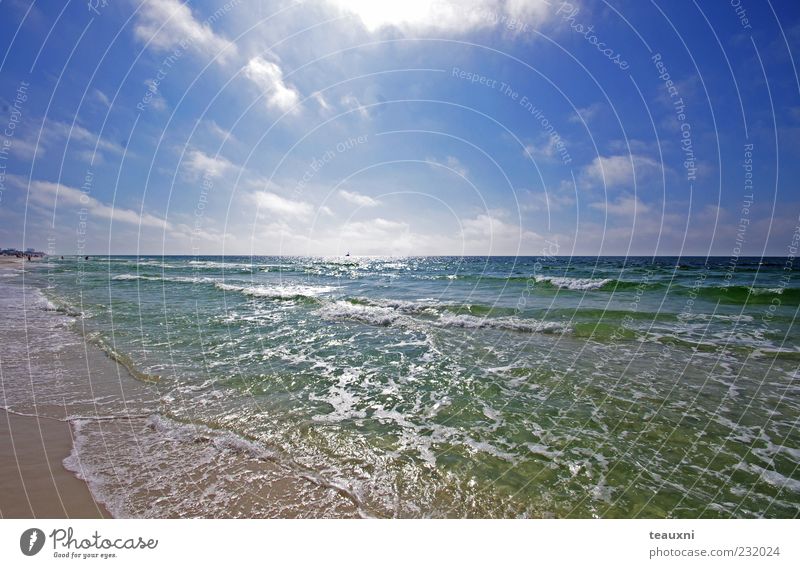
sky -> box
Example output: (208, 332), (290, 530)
(1, 0), (799, 256)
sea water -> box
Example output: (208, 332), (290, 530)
(3, 255), (798, 518)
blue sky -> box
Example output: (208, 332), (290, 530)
(1, 0), (799, 256)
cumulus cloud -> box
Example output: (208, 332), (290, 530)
(522, 189), (576, 212)
(133, 0), (237, 63)
(182, 149), (235, 180)
(2, 118), (124, 163)
(243, 57), (300, 113)
(580, 154), (662, 189)
(523, 135), (569, 163)
(428, 155), (469, 177)
(342, 217), (408, 236)
(17, 177), (170, 229)
(568, 101), (605, 124)
(205, 120), (238, 144)
(339, 189), (379, 207)
(589, 194), (652, 216)
(47, 120), (125, 155)
(325, 0), (552, 34)
(251, 191), (314, 219)
(336, 217), (416, 255)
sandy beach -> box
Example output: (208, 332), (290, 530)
(0, 409), (108, 518)
(0, 256), (26, 266)
(0, 255), (107, 518)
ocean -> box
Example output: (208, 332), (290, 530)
(2, 255), (798, 518)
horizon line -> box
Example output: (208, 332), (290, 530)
(27, 253), (794, 259)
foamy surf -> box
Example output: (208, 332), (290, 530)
(215, 282), (337, 300)
(6, 254), (799, 518)
(534, 276), (613, 290)
(316, 299), (571, 334)
(63, 414), (363, 518)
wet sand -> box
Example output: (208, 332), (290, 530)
(0, 256), (104, 517)
(0, 409), (109, 518)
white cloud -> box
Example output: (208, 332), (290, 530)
(428, 155), (468, 177)
(524, 136), (566, 163)
(134, 0), (237, 63)
(2, 136), (40, 160)
(93, 89), (111, 108)
(340, 93), (369, 118)
(581, 154), (662, 188)
(445, 156), (468, 177)
(5, 119), (125, 163)
(343, 217), (408, 236)
(462, 212), (519, 239)
(338, 189), (379, 207)
(522, 189), (576, 212)
(47, 120), (125, 155)
(243, 57), (300, 113)
(16, 177), (170, 229)
(182, 149), (235, 180)
(457, 211), (544, 254)
(589, 195), (651, 216)
(337, 217), (416, 255)
(312, 92), (331, 111)
(505, 0), (551, 24)
(205, 120), (237, 143)
(0, 118), (124, 163)
(569, 101), (604, 124)
(251, 191), (314, 219)
(325, 0), (552, 34)
(143, 79), (169, 112)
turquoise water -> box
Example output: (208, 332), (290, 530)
(21, 256), (800, 517)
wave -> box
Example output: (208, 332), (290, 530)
(751, 348), (800, 360)
(35, 294), (59, 311)
(35, 291), (89, 318)
(123, 260), (182, 269)
(347, 297), (444, 314)
(114, 272), (340, 302)
(317, 301), (403, 326)
(429, 273), (662, 291)
(434, 313), (570, 334)
(85, 333), (161, 383)
(215, 282), (337, 301)
(692, 285), (800, 304)
(534, 276), (613, 290)
(112, 274), (227, 291)
(428, 274), (532, 283)
(64, 412), (369, 518)
(188, 260), (259, 271)
(317, 300), (570, 334)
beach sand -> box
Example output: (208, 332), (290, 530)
(0, 409), (109, 518)
(0, 256), (103, 517)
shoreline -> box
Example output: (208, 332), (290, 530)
(0, 408), (110, 518)
(1, 254), (797, 517)
(0, 261), (358, 518)
(0, 258), (111, 518)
